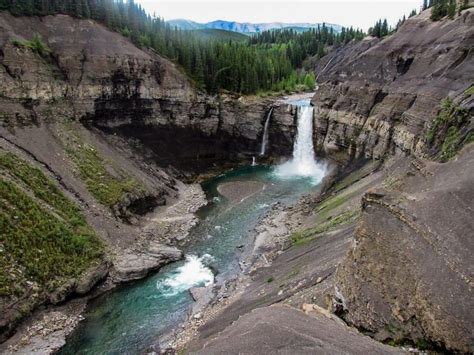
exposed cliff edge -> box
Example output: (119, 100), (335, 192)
(0, 7), (473, 355)
(0, 12), (296, 173)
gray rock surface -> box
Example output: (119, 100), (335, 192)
(0, 12), (296, 172)
(335, 146), (474, 352)
(113, 244), (183, 282)
(192, 304), (405, 354)
(310, 9), (474, 161)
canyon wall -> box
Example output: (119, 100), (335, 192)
(310, 9), (474, 352)
(0, 12), (295, 173)
(310, 9), (473, 161)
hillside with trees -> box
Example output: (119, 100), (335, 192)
(0, 0), (363, 94)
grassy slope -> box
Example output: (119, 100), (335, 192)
(0, 151), (103, 298)
(58, 127), (144, 209)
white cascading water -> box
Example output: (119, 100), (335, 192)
(259, 107), (273, 156)
(156, 254), (214, 297)
(275, 104), (325, 185)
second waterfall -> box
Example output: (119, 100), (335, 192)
(275, 102), (326, 185)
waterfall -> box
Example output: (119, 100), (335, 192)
(251, 156), (257, 166)
(274, 103), (325, 184)
(259, 107), (273, 156)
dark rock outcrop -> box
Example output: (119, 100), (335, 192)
(307, 9), (474, 353)
(0, 12), (296, 173)
(0, 12), (296, 345)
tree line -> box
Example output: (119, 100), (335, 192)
(249, 25), (365, 68)
(0, 0), (366, 94)
(427, 0), (470, 20)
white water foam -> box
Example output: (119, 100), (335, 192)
(156, 254), (214, 297)
(274, 104), (326, 185)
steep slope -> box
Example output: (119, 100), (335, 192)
(0, 12), (296, 172)
(308, 9), (474, 352)
(310, 9), (473, 161)
(335, 147), (474, 352)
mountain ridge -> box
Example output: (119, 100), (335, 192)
(167, 18), (342, 33)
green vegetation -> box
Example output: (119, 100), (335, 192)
(426, 97), (471, 161)
(317, 194), (348, 218)
(369, 19), (389, 38)
(283, 266), (301, 281)
(291, 210), (359, 246)
(11, 33), (51, 57)
(189, 29), (248, 42)
(429, 0), (460, 20)
(249, 25), (365, 67)
(464, 85), (474, 97)
(61, 132), (144, 208)
(423, 0), (472, 19)
(266, 276), (274, 283)
(0, 152), (103, 297)
(0, 152), (85, 224)
(0, 0), (365, 94)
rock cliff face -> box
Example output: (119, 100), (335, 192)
(0, 12), (295, 172)
(335, 149), (474, 352)
(309, 9), (474, 352)
(310, 9), (473, 161)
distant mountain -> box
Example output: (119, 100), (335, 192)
(167, 19), (342, 34)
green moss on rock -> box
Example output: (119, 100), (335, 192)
(426, 97), (472, 161)
(291, 210), (359, 246)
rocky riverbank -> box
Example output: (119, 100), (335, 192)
(0, 182), (207, 354)
(163, 159), (390, 352)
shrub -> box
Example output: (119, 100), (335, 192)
(11, 33), (51, 57)
(426, 97), (471, 161)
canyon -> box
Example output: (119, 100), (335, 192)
(0, 6), (473, 355)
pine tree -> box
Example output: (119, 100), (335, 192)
(447, 0), (456, 18)
(431, 0), (449, 20)
(0, 0), (367, 95)
(381, 19), (389, 37)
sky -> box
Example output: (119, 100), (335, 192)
(136, 0), (423, 31)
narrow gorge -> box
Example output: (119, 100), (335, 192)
(0, 2), (473, 355)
